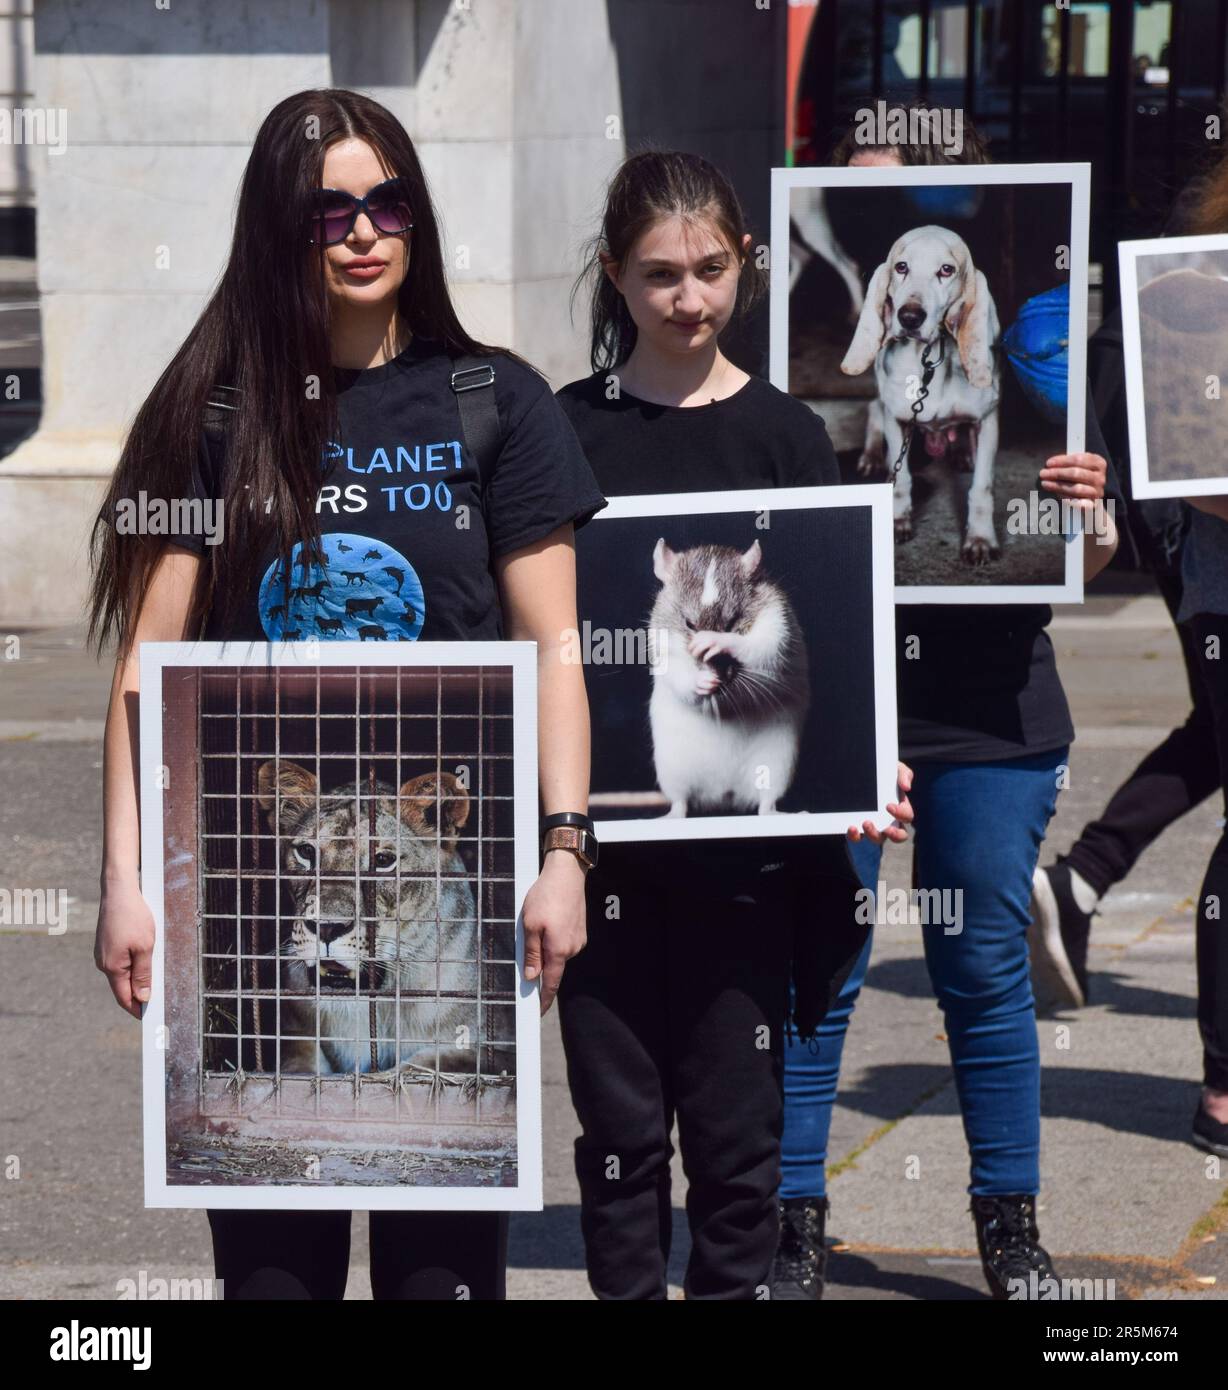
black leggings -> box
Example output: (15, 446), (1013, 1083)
(1189, 612), (1228, 1092)
(1064, 575), (1220, 896)
(557, 850), (795, 1301)
(206, 1209), (508, 1300)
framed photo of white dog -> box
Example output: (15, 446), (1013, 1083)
(1119, 234), (1228, 500)
(574, 486), (899, 842)
(770, 164), (1092, 603)
(138, 641), (542, 1211)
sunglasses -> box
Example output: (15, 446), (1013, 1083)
(309, 177), (415, 246)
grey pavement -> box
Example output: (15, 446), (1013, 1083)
(2, 596), (1226, 1300)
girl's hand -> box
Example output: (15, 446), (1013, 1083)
(522, 849), (589, 1014)
(847, 760), (915, 845)
(1039, 451), (1108, 511)
(94, 879), (155, 1019)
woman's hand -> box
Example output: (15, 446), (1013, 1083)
(93, 545), (201, 1019)
(847, 761), (915, 845)
(522, 849), (588, 1014)
(1041, 450), (1118, 579)
(1039, 450), (1108, 509)
(95, 878), (156, 1019)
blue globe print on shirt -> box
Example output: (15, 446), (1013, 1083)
(259, 533), (426, 641)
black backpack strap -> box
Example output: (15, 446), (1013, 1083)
(449, 354), (501, 493)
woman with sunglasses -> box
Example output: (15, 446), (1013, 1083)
(88, 88), (605, 1300)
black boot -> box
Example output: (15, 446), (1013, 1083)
(971, 1194), (1058, 1300)
(771, 1196), (829, 1300)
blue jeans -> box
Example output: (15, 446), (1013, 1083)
(782, 748), (1068, 1199)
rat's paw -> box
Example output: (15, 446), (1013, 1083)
(686, 630), (728, 662)
(894, 514), (913, 544)
(694, 669), (722, 697)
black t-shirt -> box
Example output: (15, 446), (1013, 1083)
(894, 399), (1116, 763)
(894, 605), (1072, 762)
(556, 368), (858, 890)
(176, 336), (607, 641)
(557, 370), (840, 493)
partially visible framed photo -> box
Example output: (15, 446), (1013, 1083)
(574, 485), (899, 842)
(1119, 233), (1228, 499)
(139, 641), (541, 1211)
(771, 162), (1092, 604)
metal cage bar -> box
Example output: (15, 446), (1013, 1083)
(193, 664), (516, 1131)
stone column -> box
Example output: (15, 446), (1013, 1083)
(0, 0), (624, 624)
(0, 0), (329, 622)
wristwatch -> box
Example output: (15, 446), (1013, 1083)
(541, 812), (599, 871)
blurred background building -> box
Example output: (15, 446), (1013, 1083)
(0, 0), (783, 623)
(787, 0), (1227, 305)
(0, 0), (1223, 623)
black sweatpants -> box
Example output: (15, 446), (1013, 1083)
(206, 1209), (508, 1300)
(1188, 612), (1228, 1092)
(1065, 575), (1220, 896)
(557, 849), (795, 1301)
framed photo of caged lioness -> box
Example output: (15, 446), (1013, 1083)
(138, 641), (541, 1211)
(574, 486), (899, 842)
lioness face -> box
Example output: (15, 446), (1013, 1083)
(257, 760), (471, 991)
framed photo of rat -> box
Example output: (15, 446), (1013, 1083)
(139, 640), (542, 1211)
(770, 163), (1092, 603)
(574, 485), (899, 842)
(1118, 234), (1228, 500)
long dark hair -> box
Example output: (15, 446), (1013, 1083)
(89, 87), (503, 650)
(572, 148), (764, 373)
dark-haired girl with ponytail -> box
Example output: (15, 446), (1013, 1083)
(555, 150), (912, 1300)
(89, 88), (605, 1301)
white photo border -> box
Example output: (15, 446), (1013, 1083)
(1119, 232), (1228, 500)
(583, 484), (899, 842)
(139, 639), (542, 1212)
(769, 162), (1091, 605)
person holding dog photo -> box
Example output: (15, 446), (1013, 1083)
(88, 89), (606, 1300)
(555, 149), (913, 1300)
(774, 108), (1120, 1301)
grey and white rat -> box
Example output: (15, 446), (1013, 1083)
(648, 537), (810, 816)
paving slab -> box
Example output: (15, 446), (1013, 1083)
(3, 597), (1227, 1301)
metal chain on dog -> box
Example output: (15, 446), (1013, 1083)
(890, 337), (945, 480)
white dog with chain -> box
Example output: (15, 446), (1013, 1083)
(841, 224), (1002, 563)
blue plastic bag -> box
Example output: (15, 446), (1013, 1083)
(902, 187), (985, 222)
(1001, 283), (1069, 424)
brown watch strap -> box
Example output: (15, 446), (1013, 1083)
(543, 824), (594, 869)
